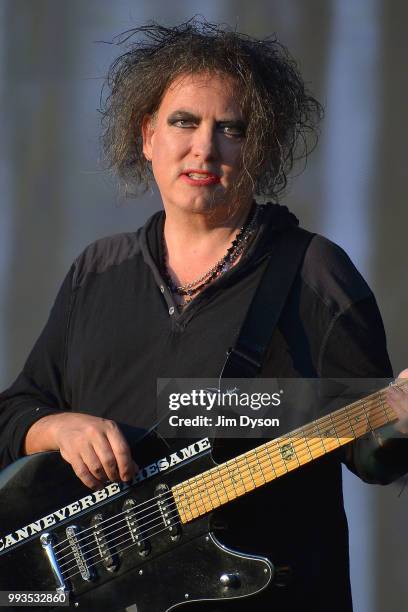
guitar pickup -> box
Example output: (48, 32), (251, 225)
(66, 525), (95, 582)
(155, 484), (181, 541)
(123, 498), (151, 557)
(91, 513), (119, 573)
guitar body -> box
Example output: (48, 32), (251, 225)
(0, 444), (273, 611)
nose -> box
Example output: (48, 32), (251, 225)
(191, 123), (219, 161)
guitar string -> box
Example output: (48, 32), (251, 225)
(52, 384), (399, 556)
(51, 392), (398, 558)
(62, 385), (393, 590)
(59, 393), (394, 576)
(55, 390), (397, 575)
(57, 500), (182, 571)
(64, 519), (199, 583)
(59, 408), (395, 578)
(60, 509), (182, 576)
(55, 391), (397, 574)
(55, 389), (392, 566)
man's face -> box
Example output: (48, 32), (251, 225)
(142, 72), (250, 216)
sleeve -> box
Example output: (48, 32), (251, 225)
(0, 264), (76, 467)
(320, 295), (408, 484)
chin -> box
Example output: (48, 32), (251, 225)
(166, 189), (231, 215)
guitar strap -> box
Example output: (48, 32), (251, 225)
(219, 226), (315, 382)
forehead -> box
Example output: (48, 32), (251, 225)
(156, 72), (243, 117)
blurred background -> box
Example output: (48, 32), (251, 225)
(0, 1), (407, 610)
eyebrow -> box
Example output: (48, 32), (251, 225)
(167, 110), (246, 129)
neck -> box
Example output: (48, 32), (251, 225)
(163, 200), (254, 288)
(164, 199), (252, 247)
(172, 380), (407, 524)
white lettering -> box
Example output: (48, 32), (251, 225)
(28, 520), (43, 535)
(5, 534), (18, 548)
(157, 458), (169, 472)
(93, 488), (108, 503)
(66, 501), (81, 516)
(169, 453), (182, 467)
(180, 443), (199, 460)
(54, 507), (68, 521)
(196, 438), (211, 453)
(271, 393), (281, 406)
(41, 514), (56, 529)
(79, 495), (95, 510)
(0, 439), (212, 552)
(206, 393), (217, 411)
(106, 483), (121, 497)
(15, 526), (30, 542)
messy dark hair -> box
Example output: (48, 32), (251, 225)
(100, 18), (324, 202)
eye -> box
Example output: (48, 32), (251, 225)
(220, 124), (245, 139)
(172, 119), (195, 128)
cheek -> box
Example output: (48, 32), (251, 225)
(152, 139), (190, 188)
(221, 143), (243, 173)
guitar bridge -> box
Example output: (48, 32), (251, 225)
(66, 525), (95, 581)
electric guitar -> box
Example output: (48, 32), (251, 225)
(0, 381), (403, 611)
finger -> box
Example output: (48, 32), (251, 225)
(396, 369), (408, 379)
(71, 457), (105, 490)
(80, 444), (111, 483)
(385, 387), (408, 433)
(105, 428), (137, 482)
(92, 437), (122, 482)
(386, 385), (408, 402)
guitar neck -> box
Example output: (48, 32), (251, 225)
(172, 381), (406, 523)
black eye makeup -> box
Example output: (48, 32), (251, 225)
(167, 111), (198, 126)
(167, 111), (246, 137)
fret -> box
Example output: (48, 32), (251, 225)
(329, 408), (355, 444)
(343, 401), (369, 437)
(301, 428), (314, 462)
(229, 457), (248, 497)
(215, 464), (235, 502)
(252, 448), (266, 484)
(359, 398), (375, 438)
(189, 476), (210, 517)
(303, 422), (327, 459)
(379, 390), (391, 423)
(292, 435), (314, 468)
(244, 454), (260, 489)
(343, 404), (357, 439)
(256, 448), (272, 482)
(173, 382), (400, 524)
(264, 441), (278, 479)
(173, 483), (196, 522)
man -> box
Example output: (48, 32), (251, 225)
(1, 19), (407, 611)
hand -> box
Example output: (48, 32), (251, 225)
(24, 412), (138, 489)
(385, 369), (408, 435)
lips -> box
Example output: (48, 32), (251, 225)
(180, 170), (221, 186)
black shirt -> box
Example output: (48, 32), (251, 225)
(0, 204), (399, 611)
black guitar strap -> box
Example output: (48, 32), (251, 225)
(219, 226), (315, 382)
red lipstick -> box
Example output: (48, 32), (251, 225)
(180, 169), (221, 186)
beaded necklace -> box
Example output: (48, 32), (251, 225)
(162, 205), (259, 307)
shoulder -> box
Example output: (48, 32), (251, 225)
(72, 231), (142, 288)
(300, 234), (373, 315)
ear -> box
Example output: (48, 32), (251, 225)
(142, 114), (155, 161)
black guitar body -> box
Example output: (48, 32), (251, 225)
(0, 447), (273, 611)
